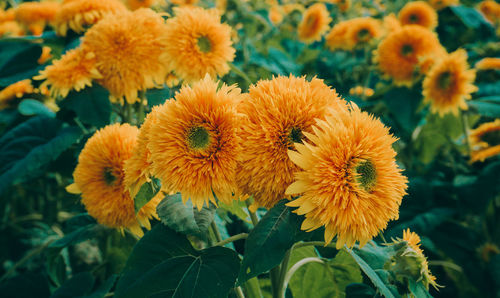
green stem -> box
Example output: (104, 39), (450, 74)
(210, 221), (223, 243)
(243, 277), (263, 298)
(124, 102), (134, 124)
(230, 63), (253, 87)
(461, 110), (471, 155)
(137, 91), (146, 124)
(379, 232), (387, 244)
(276, 248), (292, 298)
(245, 200), (259, 227)
(234, 286), (246, 298)
(215, 233), (248, 247)
(270, 266), (281, 298)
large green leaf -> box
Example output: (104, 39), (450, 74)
(51, 272), (95, 298)
(238, 200), (308, 284)
(0, 116), (81, 195)
(115, 224), (240, 298)
(449, 5), (493, 30)
(134, 178), (161, 214)
(288, 249), (363, 298)
(60, 84), (111, 128)
(156, 193), (215, 239)
(468, 100), (500, 118)
(0, 40), (42, 87)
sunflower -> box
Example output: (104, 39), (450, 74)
(398, 1), (438, 30)
(400, 229), (439, 290)
(470, 119), (500, 162)
(0, 21), (24, 37)
(325, 21), (350, 51)
(422, 49), (477, 116)
(478, 1), (500, 25)
(171, 0), (199, 5)
(68, 123), (159, 236)
(237, 75), (347, 210)
(383, 13), (402, 34)
(286, 103), (408, 248)
(80, 9), (170, 104)
(428, 0), (459, 10)
(15, 1), (60, 35)
(374, 25), (443, 86)
(475, 57), (500, 70)
(163, 7), (235, 84)
(0, 79), (34, 109)
(269, 5), (284, 25)
(125, 0), (158, 10)
(124, 106), (160, 198)
(0, 8), (15, 23)
(148, 76), (243, 210)
(35, 47), (102, 98)
(330, 0), (351, 12)
(55, 0), (127, 36)
(344, 17), (383, 49)
(298, 3), (331, 44)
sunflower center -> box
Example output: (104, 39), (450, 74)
(357, 29), (371, 41)
(481, 129), (500, 146)
(437, 71), (453, 89)
(103, 168), (117, 186)
(409, 14), (419, 23)
(401, 44), (414, 56)
(288, 126), (303, 145)
(187, 126), (211, 149)
(197, 36), (212, 53)
(354, 160), (377, 192)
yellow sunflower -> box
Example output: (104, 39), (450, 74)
(124, 106), (160, 198)
(343, 17), (383, 49)
(55, 0), (127, 36)
(478, 1), (500, 25)
(475, 57), (500, 70)
(35, 47), (102, 98)
(428, 0), (459, 10)
(422, 49), (477, 116)
(68, 123), (159, 237)
(325, 21), (350, 51)
(80, 9), (170, 104)
(470, 119), (500, 162)
(124, 0), (158, 10)
(15, 1), (60, 35)
(298, 3), (331, 44)
(0, 8), (15, 23)
(269, 5), (284, 26)
(374, 25), (444, 86)
(148, 76), (243, 210)
(171, 0), (199, 5)
(237, 75), (347, 210)
(0, 79), (34, 109)
(286, 103), (408, 248)
(0, 21), (24, 37)
(383, 13), (402, 34)
(400, 229), (439, 290)
(399, 1), (438, 30)
(163, 7), (235, 83)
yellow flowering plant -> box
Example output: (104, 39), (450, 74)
(0, 0), (499, 297)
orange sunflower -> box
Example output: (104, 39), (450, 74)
(343, 17), (383, 49)
(237, 75), (347, 210)
(383, 13), (402, 34)
(428, 0), (459, 10)
(470, 119), (500, 162)
(422, 49), (477, 116)
(15, 1), (60, 35)
(0, 79), (34, 109)
(163, 7), (235, 83)
(68, 123), (159, 236)
(325, 21), (350, 51)
(475, 57), (500, 70)
(80, 9), (170, 104)
(0, 8), (15, 23)
(35, 47), (102, 98)
(124, 105), (160, 198)
(298, 3), (331, 44)
(0, 21), (24, 37)
(148, 76), (243, 210)
(55, 0), (127, 36)
(286, 103), (408, 248)
(478, 1), (500, 25)
(124, 0), (158, 10)
(399, 1), (438, 30)
(374, 25), (444, 86)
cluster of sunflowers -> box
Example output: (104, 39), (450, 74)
(1, 0), (499, 297)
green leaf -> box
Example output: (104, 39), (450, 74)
(383, 87), (424, 134)
(468, 100), (500, 118)
(49, 224), (102, 249)
(115, 224), (240, 298)
(345, 283), (376, 298)
(18, 99), (55, 118)
(449, 5), (493, 30)
(156, 193), (216, 240)
(0, 117), (81, 195)
(386, 208), (455, 239)
(60, 84), (111, 128)
(0, 40), (42, 87)
(134, 178), (161, 213)
(51, 272), (95, 298)
(218, 199), (251, 223)
(408, 279), (432, 298)
(86, 275), (118, 298)
(288, 249), (363, 298)
(146, 87), (172, 108)
(238, 200), (308, 284)
(0, 273), (50, 298)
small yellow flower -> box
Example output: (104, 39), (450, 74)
(470, 119), (500, 162)
(298, 3), (331, 44)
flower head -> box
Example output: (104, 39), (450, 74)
(70, 123), (159, 236)
(0, 21), (24, 37)
(35, 47), (102, 98)
(15, 1), (59, 35)
(478, 1), (500, 25)
(325, 21), (350, 51)
(148, 76), (243, 210)
(375, 25), (443, 86)
(55, 0), (127, 36)
(164, 7), (235, 83)
(344, 17), (383, 49)
(383, 13), (402, 34)
(237, 75), (347, 210)
(0, 79), (34, 109)
(80, 9), (170, 104)
(0, 8), (15, 23)
(470, 119), (500, 162)
(475, 57), (500, 70)
(398, 1), (438, 30)
(286, 104), (408, 248)
(124, 0), (158, 10)
(298, 3), (331, 43)
(422, 49), (477, 116)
